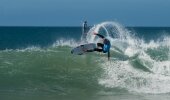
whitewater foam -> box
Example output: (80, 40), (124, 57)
(89, 21), (170, 94)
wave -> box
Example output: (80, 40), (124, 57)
(1, 21), (170, 95)
(0, 44), (103, 96)
(88, 22), (170, 94)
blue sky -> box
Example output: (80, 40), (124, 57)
(0, 0), (170, 26)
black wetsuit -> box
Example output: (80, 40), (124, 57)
(94, 34), (111, 53)
(87, 34), (111, 60)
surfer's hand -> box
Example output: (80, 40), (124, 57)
(93, 32), (98, 35)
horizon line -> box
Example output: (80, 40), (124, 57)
(0, 25), (170, 28)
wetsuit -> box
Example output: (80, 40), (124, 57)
(87, 34), (111, 60)
(94, 34), (111, 53)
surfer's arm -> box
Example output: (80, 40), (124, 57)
(94, 33), (105, 39)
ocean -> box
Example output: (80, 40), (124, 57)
(1, 22), (170, 100)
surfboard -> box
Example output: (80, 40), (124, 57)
(71, 43), (96, 55)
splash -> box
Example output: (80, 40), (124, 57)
(86, 21), (130, 43)
(86, 21), (140, 56)
(88, 21), (170, 94)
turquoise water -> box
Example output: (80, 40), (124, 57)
(1, 22), (170, 100)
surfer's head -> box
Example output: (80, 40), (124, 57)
(103, 39), (110, 45)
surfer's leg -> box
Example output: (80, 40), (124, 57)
(86, 49), (94, 52)
(94, 48), (103, 52)
(85, 48), (102, 52)
(97, 43), (104, 48)
(84, 43), (103, 52)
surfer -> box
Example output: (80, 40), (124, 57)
(86, 32), (111, 60)
(81, 21), (88, 41)
(83, 21), (88, 34)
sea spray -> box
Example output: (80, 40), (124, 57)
(90, 22), (170, 93)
